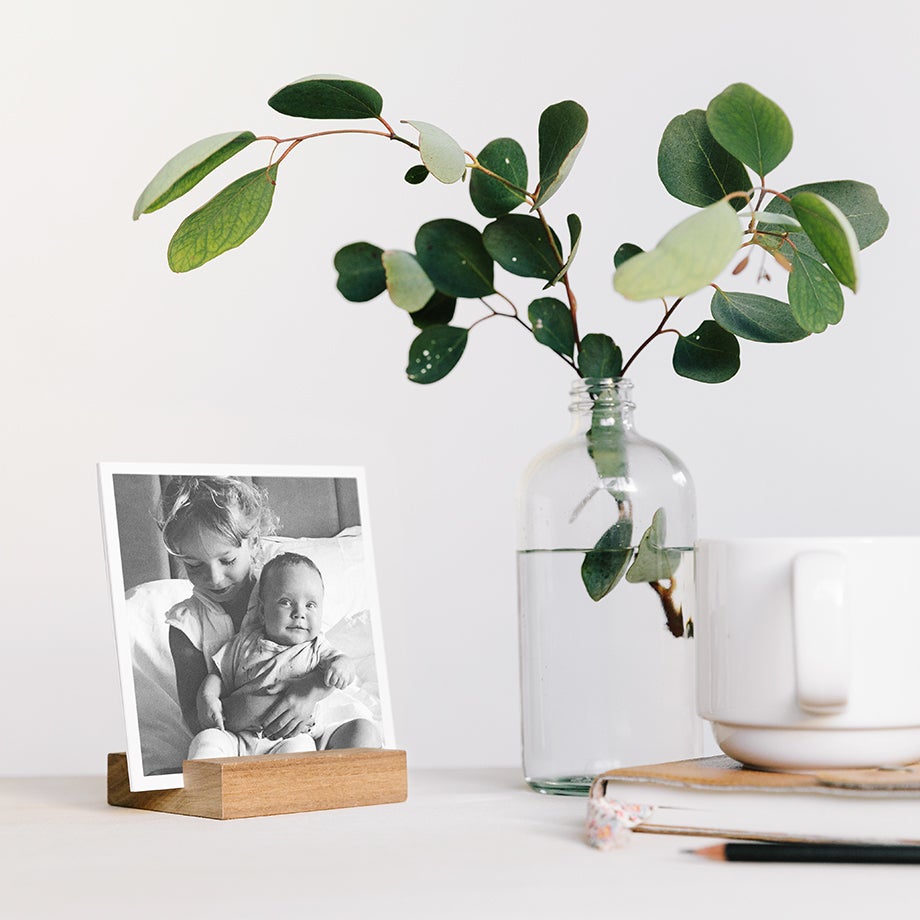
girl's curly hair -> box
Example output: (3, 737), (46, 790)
(157, 476), (277, 559)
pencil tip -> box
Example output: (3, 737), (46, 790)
(690, 844), (725, 860)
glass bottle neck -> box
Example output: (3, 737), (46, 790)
(568, 378), (636, 435)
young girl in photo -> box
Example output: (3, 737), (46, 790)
(158, 476), (276, 734)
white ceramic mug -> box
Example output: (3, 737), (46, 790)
(695, 536), (920, 770)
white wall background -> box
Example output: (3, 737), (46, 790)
(1, 0), (917, 776)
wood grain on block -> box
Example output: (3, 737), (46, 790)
(107, 749), (408, 819)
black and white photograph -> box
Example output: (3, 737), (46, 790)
(98, 463), (394, 791)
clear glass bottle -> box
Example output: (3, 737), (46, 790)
(517, 378), (702, 795)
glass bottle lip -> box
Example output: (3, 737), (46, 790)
(569, 377), (635, 412)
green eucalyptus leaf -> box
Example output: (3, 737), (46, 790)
(787, 251), (844, 333)
(406, 325), (468, 384)
(582, 517), (634, 602)
(528, 297), (575, 358)
(404, 120), (466, 184)
(657, 109), (750, 210)
(405, 164), (429, 185)
(751, 210), (801, 231)
(672, 320), (740, 383)
(710, 289), (809, 343)
(411, 291), (457, 329)
(790, 192), (860, 292)
(482, 214), (562, 280)
(535, 100), (588, 207)
(578, 333), (623, 380)
(706, 83), (793, 177)
(626, 508), (681, 583)
(469, 137), (528, 217)
(382, 250), (435, 312)
(133, 131), (256, 220)
(268, 74), (383, 119)
(613, 200), (742, 301)
(334, 241), (386, 302)
(613, 243), (643, 268)
(588, 427), (627, 481)
(415, 219), (494, 298)
(762, 181), (889, 260)
(167, 166), (277, 273)
(581, 380), (630, 480)
(546, 214), (582, 287)
(567, 213), (582, 249)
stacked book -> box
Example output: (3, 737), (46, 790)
(589, 755), (920, 845)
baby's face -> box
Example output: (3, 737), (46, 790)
(173, 525), (254, 606)
(261, 564), (324, 646)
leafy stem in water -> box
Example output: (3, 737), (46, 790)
(134, 77), (890, 614)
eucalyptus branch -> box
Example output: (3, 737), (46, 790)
(467, 310), (501, 331)
(136, 77), (886, 389)
(467, 157), (534, 204)
(492, 289), (522, 318)
(375, 113), (398, 135)
(649, 580), (684, 638)
(746, 188), (768, 234)
(473, 295), (577, 370)
(621, 298), (685, 376)
(134, 76), (888, 623)
(535, 206), (566, 265)
(257, 128), (411, 170)
(534, 206), (581, 348)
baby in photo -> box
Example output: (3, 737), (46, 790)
(189, 551), (378, 758)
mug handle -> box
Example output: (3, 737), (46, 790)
(792, 551), (850, 714)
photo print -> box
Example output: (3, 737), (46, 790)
(98, 463), (394, 791)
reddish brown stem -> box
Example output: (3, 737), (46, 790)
(649, 580), (684, 638)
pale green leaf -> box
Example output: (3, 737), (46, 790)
(382, 250), (435, 312)
(751, 210), (801, 231)
(404, 120), (467, 184)
(167, 166), (277, 273)
(133, 131), (256, 220)
(613, 201), (742, 301)
(626, 508), (681, 583)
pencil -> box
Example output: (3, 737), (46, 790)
(692, 842), (920, 864)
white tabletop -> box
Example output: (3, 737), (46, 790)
(2, 768), (916, 918)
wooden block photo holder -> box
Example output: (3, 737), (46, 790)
(108, 748), (408, 820)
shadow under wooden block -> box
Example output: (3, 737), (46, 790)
(107, 748), (408, 819)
